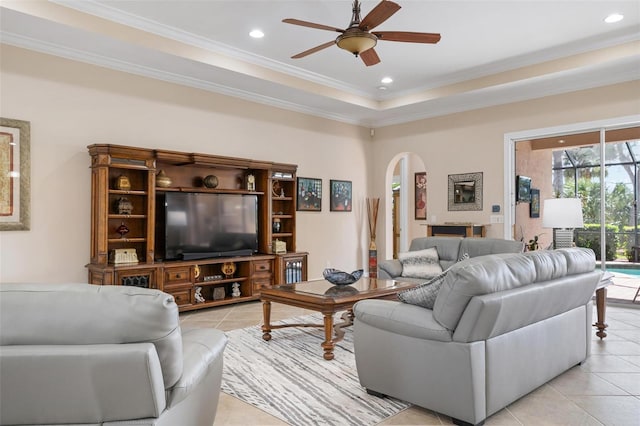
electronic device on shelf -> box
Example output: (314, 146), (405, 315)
(155, 192), (258, 261)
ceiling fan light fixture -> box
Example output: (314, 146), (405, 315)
(336, 31), (377, 56)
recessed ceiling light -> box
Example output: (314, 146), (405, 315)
(249, 29), (264, 38)
(377, 86), (388, 90)
(604, 13), (624, 23)
(381, 77), (393, 84)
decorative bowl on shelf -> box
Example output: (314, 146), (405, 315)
(322, 268), (364, 286)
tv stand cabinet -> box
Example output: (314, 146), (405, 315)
(87, 144), (307, 311)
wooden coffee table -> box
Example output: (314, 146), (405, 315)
(260, 277), (416, 360)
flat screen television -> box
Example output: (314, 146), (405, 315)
(156, 192), (259, 261)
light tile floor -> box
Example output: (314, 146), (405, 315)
(607, 272), (640, 304)
(180, 301), (640, 426)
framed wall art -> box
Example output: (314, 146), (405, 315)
(330, 179), (352, 212)
(0, 117), (30, 231)
(516, 175), (532, 203)
(297, 177), (322, 211)
(530, 188), (540, 218)
(448, 172), (483, 211)
(415, 172), (427, 220)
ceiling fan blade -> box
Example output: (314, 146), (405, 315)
(359, 0), (401, 31)
(283, 18), (344, 33)
(291, 41), (336, 59)
(360, 48), (381, 66)
(374, 31), (441, 44)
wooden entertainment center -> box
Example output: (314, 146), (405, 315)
(87, 144), (307, 311)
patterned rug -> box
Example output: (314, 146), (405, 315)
(221, 313), (410, 426)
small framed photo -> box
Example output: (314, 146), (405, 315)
(297, 177), (322, 211)
(516, 175), (532, 203)
(415, 172), (427, 220)
(530, 188), (540, 218)
(330, 180), (352, 212)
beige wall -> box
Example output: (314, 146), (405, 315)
(515, 142), (553, 250)
(0, 45), (371, 282)
(1, 44), (639, 281)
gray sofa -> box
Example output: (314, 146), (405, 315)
(0, 283), (228, 426)
(378, 236), (524, 282)
(354, 248), (601, 426)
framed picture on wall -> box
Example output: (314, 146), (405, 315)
(516, 175), (532, 203)
(330, 180), (352, 212)
(415, 172), (427, 220)
(296, 177), (322, 211)
(530, 188), (540, 218)
(0, 117), (30, 231)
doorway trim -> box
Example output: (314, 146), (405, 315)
(503, 114), (640, 239)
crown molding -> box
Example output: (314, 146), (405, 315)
(51, 0), (372, 99)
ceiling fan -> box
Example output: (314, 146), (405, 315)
(283, 0), (441, 66)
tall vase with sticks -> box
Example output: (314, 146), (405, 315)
(367, 198), (380, 278)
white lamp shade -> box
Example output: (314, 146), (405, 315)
(542, 198), (584, 228)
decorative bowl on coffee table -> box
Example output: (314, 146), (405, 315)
(323, 268), (364, 286)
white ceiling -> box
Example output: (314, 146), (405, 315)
(1, 0), (639, 127)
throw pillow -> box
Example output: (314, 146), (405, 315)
(398, 270), (448, 309)
(398, 247), (443, 278)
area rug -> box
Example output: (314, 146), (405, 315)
(221, 313), (411, 426)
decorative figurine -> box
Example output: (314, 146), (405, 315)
(116, 222), (129, 238)
(116, 197), (133, 215)
(246, 174), (255, 191)
(222, 262), (236, 278)
(194, 287), (205, 303)
(231, 282), (241, 298)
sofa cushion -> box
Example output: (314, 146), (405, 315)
(432, 253), (531, 330)
(398, 270), (448, 309)
(409, 237), (462, 263)
(398, 247), (443, 279)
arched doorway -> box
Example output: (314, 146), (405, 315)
(384, 152), (427, 260)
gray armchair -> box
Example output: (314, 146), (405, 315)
(0, 283), (227, 426)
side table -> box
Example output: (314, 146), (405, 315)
(594, 271), (612, 339)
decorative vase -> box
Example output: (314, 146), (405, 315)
(115, 175), (131, 191)
(156, 170), (172, 188)
(203, 175), (219, 188)
(272, 218), (281, 233)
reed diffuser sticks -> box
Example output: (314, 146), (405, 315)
(367, 198), (380, 249)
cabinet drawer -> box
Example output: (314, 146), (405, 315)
(253, 277), (273, 291)
(252, 260), (272, 274)
(167, 288), (192, 307)
(165, 267), (191, 285)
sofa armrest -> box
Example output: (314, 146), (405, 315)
(0, 343), (166, 425)
(378, 259), (403, 279)
(167, 328), (228, 408)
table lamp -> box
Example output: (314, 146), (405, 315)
(542, 198), (584, 249)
